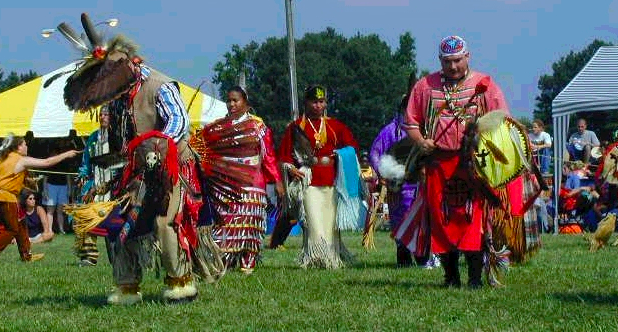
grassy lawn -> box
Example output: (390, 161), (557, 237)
(1, 231), (617, 332)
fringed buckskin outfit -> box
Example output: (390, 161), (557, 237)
(279, 114), (359, 268)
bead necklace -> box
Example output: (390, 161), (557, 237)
(440, 70), (469, 114)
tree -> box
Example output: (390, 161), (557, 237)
(212, 41), (259, 99)
(212, 28), (418, 150)
(0, 69), (38, 93)
(533, 39), (613, 131)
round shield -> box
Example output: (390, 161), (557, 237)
(473, 114), (532, 188)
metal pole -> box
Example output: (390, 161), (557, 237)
(285, 0), (299, 120)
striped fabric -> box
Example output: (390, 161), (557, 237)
(551, 46), (618, 232)
(156, 82), (190, 143)
(552, 47), (618, 117)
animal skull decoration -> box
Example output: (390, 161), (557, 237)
(145, 151), (161, 170)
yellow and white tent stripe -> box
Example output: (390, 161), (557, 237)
(0, 62), (227, 138)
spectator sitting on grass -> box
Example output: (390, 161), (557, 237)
(19, 188), (53, 244)
(559, 161), (599, 221)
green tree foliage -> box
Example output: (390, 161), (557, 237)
(0, 69), (38, 93)
(212, 28), (417, 150)
(516, 116), (532, 131)
(533, 39), (612, 134)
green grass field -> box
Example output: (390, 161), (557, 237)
(1, 231), (617, 332)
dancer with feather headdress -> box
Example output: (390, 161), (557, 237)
(190, 86), (283, 275)
(53, 13), (227, 305)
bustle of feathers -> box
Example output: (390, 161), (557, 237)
(484, 244), (511, 287)
(291, 124), (315, 167)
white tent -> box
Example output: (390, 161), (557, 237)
(551, 46), (618, 232)
(0, 62), (228, 138)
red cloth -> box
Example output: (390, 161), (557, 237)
(260, 122), (282, 186)
(120, 130), (179, 189)
(559, 187), (578, 211)
(398, 70), (509, 254)
(425, 152), (484, 253)
(279, 117), (359, 186)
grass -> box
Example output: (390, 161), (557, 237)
(1, 231), (617, 332)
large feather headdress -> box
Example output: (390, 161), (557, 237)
(47, 13), (142, 112)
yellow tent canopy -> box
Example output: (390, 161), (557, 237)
(0, 62), (227, 138)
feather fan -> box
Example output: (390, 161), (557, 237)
(291, 124), (315, 167)
(386, 137), (414, 166)
(484, 244), (511, 287)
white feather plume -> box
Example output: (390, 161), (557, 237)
(378, 154), (405, 181)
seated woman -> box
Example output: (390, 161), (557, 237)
(19, 189), (53, 243)
(559, 161), (598, 222)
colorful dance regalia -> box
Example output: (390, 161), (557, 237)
(397, 70), (542, 271)
(192, 112), (281, 272)
(398, 71), (509, 256)
(279, 115), (359, 268)
(56, 13), (224, 304)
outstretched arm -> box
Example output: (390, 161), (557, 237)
(15, 150), (81, 174)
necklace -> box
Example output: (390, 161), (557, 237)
(441, 71), (468, 114)
(307, 117), (324, 149)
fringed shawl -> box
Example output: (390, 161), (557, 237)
(334, 146), (366, 231)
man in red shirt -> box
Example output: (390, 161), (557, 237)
(397, 36), (509, 288)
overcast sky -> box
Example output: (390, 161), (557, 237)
(1, 0), (617, 118)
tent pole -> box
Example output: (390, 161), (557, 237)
(285, 0), (299, 120)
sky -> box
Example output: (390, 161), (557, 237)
(1, 0), (617, 119)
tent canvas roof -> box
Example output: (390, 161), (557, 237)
(0, 62), (227, 138)
(550, 46), (618, 234)
(552, 46), (618, 117)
